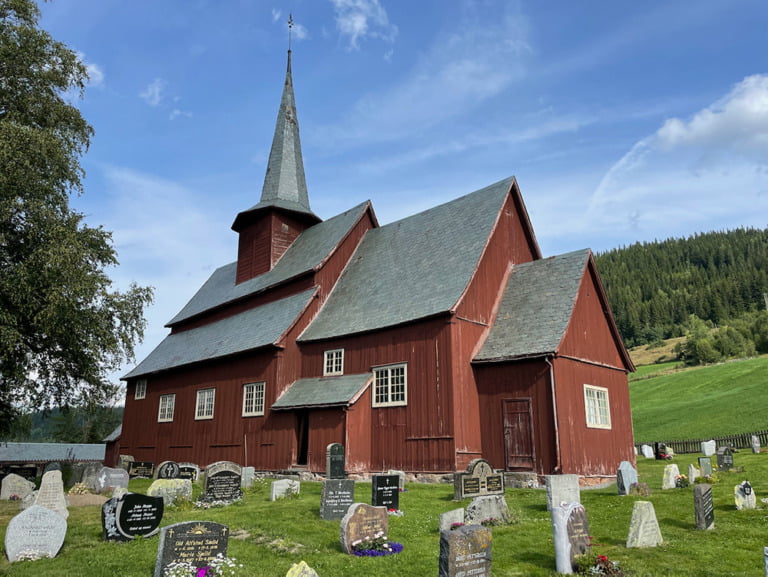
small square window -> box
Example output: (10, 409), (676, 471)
(372, 363), (407, 408)
(195, 388), (215, 420)
(158, 394), (175, 423)
(324, 349), (344, 376)
(134, 379), (147, 400)
(584, 385), (611, 429)
(242, 382), (265, 417)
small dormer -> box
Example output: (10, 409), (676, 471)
(232, 50), (321, 284)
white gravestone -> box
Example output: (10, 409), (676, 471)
(661, 464), (680, 490)
(545, 475), (580, 511)
(1, 473), (36, 501)
(4, 505), (67, 562)
(626, 501), (663, 548)
(641, 445), (654, 459)
(701, 440), (716, 456)
(34, 470), (69, 519)
(734, 481), (756, 510)
(270, 479), (300, 501)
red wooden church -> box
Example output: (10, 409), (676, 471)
(117, 52), (635, 478)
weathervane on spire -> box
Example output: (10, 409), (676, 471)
(288, 13), (294, 51)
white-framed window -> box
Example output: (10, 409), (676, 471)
(372, 363), (407, 407)
(242, 382), (265, 417)
(324, 349), (344, 376)
(158, 394), (175, 423)
(584, 384), (611, 429)
(195, 388), (215, 420)
(134, 379), (147, 400)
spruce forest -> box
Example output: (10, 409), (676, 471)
(595, 227), (768, 364)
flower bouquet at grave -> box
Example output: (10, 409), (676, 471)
(387, 507), (404, 516)
(351, 532), (404, 557)
(163, 555), (244, 577)
(675, 474), (690, 488)
(575, 554), (625, 576)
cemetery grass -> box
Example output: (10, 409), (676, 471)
(631, 355), (768, 442)
(2, 454), (768, 576)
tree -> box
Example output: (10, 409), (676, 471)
(0, 0), (153, 437)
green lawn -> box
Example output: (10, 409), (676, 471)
(2, 453), (768, 577)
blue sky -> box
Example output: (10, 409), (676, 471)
(38, 0), (768, 383)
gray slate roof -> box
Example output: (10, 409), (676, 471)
(474, 249), (590, 362)
(300, 177), (514, 341)
(0, 443), (105, 463)
(169, 202), (369, 326)
(124, 288), (316, 379)
(271, 373), (373, 410)
(103, 424), (121, 443)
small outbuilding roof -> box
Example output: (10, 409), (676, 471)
(0, 442), (105, 464)
(271, 373), (373, 410)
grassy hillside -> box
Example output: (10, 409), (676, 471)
(631, 356), (768, 443)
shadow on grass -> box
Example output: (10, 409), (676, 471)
(661, 516), (692, 529)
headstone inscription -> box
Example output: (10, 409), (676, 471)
(439, 508), (466, 533)
(701, 440), (716, 457)
(178, 463), (200, 482)
(147, 478), (193, 506)
(465, 494), (512, 526)
(453, 459), (504, 500)
(752, 435), (761, 454)
(270, 479), (300, 501)
(320, 479), (355, 520)
(438, 524), (492, 577)
(4, 505), (67, 562)
(551, 503), (590, 574)
(661, 464), (680, 490)
(128, 461), (155, 478)
(734, 481), (756, 510)
(286, 561), (320, 577)
(102, 493), (164, 541)
(155, 461), (181, 479)
(1, 473), (36, 501)
(699, 457), (713, 477)
(617, 461), (638, 496)
(339, 503), (388, 554)
(717, 447), (734, 471)
(34, 470), (68, 519)
(154, 521), (229, 577)
(545, 474), (580, 511)
(640, 445), (654, 459)
(326, 443), (345, 479)
(626, 501), (663, 548)
(95, 467), (130, 493)
(372, 474), (399, 510)
(694, 484), (714, 530)
(202, 461), (242, 502)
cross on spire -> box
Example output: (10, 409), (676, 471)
(288, 13), (294, 51)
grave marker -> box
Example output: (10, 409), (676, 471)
(155, 461), (180, 479)
(102, 492), (164, 541)
(387, 469), (407, 490)
(178, 463), (200, 482)
(372, 474), (400, 510)
(241, 466), (255, 489)
(154, 521), (229, 577)
(661, 463), (680, 490)
(271, 479), (300, 501)
(128, 461), (155, 478)
(654, 442), (668, 460)
(34, 470), (68, 519)
(717, 447), (734, 471)
(699, 457), (713, 477)
(545, 474), (580, 510)
(687, 464), (699, 484)
(735, 481), (756, 510)
(1, 473), (35, 501)
(640, 444), (654, 459)
(320, 479), (355, 520)
(326, 443), (345, 479)
(147, 478), (192, 506)
(701, 440), (716, 456)
(439, 508), (465, 532)
(551, 502), (590, 574)
(339, 503), (388, 554)
(617, 461), (638, 496)
(465, 494), (512, 526)
(626, 501), (663, 548)
(95, 467), (130, 493)
(629, 482), (651, 497)
(438, 524), (492, 577)
(4, 505), (67, 562)
(453, 459), (504, 500)
(752, 435), (761, 454)
(694, 484), (714, 530)
(202, 461), (242, 502)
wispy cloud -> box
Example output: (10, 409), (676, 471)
(329, 0), (397, 50)
(139, 78), (167, 107)
(272, 8), (281, 23)
(169, 109), (193, 121)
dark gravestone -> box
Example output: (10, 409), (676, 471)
(320, 479), (355, 520)
(694, 484), (714, 530)
(156, 461), (181, 480)
(154, 521), (229, 577)
(699, 457), (713, 477)
(438, 524), (492, 577)
(453, 459), (505, 500)
(371, 474), (399, 510)
(128, 461), (155, 478)
(654, 442), (668, 460)
(552, 502), (590, 574)
(326, 443), (345, 479)
(617, 461), (638, 496)
(102, 493), (164, 541)
(717, 447), (733, 471)
(178, 463), (200, 482)
(203, 461), (242, 502)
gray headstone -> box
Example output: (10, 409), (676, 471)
(178, 463), (200, 482)
(102, 492), (164, 541)
(270, 479), (300, 501)
(626, 501), (663, 548)
(752, 435), (761, 454)
(241, 466), (255, 489)
(4, 505), (67, 562)
(118, 455), (134, 471)
(154, 521), (229, 577)
(687, 464), (700, 484)
(34, 470), (68, 519)
(147, 478), (193, 506)
(545, 474), (580, 510)
(629, 482), (651, 497)
(717, 447), (734, 471)
(641, 444), (654, 459)
(701, 440), (716, 456)
(439, 524), (492, 577)
(734, 481), (756, 510)
(439, 508), (466, 532)
(286, 561), (319, 577)
(694, 484), (714, 530)
(551, 503), (590, 574)
(128, 461), (155, 478)
(320, 479), (355, 520)
(1, 473), (36, 501)
(465, 494), (512, 526)
(617, 461), (638, 496)
(95, 467), (130, 494)
(155, 461), (181, 480)
(203, 461), (242, 502)
(386, 469), (407, 490)
(79, 462), (104, 491)
(699, 457), (713, 477)
(339, 503), (388, 554)
(326, 443), (346, 479)
(453, 459), (504, 500)
(372, 474), (399, 510)
(661, 463), (680, 490)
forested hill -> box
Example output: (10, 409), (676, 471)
(594, 227), (768, 348)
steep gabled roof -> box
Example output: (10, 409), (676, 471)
(168, 202), (370, 326)
(300, 177), (514, 341)
(124, 288), (316, 379)
(474, 250), (589, 362)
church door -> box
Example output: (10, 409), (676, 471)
(503, 398), (535, 470)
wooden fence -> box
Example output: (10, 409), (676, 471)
(636, 429), (768, 454)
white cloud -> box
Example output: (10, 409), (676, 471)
(139, 78), (167, 107)
(329, 0), (397, 49)
(292, 22), (309, 41)
(169, 108), (193, 120)
(272, 8), (281, 22)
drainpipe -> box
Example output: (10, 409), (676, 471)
(545, 356), (562, 474)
